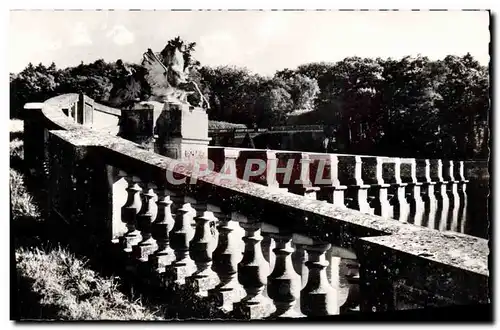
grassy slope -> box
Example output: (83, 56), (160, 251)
(10, 119), (162, 321)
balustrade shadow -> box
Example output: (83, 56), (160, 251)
(12, 167), (236, 320)
(10, 152), (163, 319)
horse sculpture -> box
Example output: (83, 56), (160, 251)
(108, 38), (210, 110)
(141, 39), (210, 109)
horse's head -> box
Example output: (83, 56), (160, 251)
(159, 43), (189, 86)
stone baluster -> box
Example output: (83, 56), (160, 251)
(260, 223), (277, 302)
(112, 170), (129, 244)
(165, 194), (196, 286)
(120, 174), (142, 254)
(207, 147), (226, 173)
(264, 150), (281, 190)
(267, 228), (303, 318)
(417, 159), (438, 229)
(149, 186), (176, 275)
(233, 214), (275, 319)
(209, 147), (240, 179)
(400, 159), (425, 226)
(362, 157), (391, 218)
(443, 160), (460, 232)
(261, 223), (276, 270)
(287, 153), (320, 199)
(274, 152), (298, 190)
(208, 207), (245, 311)
(185, 195), (219, 296)
(300, 242), (339, 316)
(310, 154), (347, 208)
(383, 157), (410, 222)
(292, 234), (310, 289)
(221, 148), (240, 179)
(454, 161), (468, 233)
(430, 159), (450, 231)
(324, 246), (360, 314)
(339, 156), (373, 214)
(325, 247), (340, 292)
(340, 259), (360, 313)
(236, 150), (286, 192)
(133, 182), (158, 263)
(169, 188), (185, 218)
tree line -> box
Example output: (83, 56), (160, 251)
(10, 38), (489, 160)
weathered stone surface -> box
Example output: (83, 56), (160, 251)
(357, 231), (489, 312)
(155, 102), (211, 161)
(48, 131), (111, 239)
(118, 105), (155, 146)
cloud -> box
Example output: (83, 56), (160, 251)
(70, 22), (92, 46)
(106, 25), (135, 46)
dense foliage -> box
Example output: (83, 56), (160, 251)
(10, 38), (489, 160)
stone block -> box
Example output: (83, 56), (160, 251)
(357, 231), (489, 313)
(155, 102), (211, 161)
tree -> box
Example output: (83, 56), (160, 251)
(434, 54), (489, 159)
(376, 56), (442, 157)
(275, 71), (319, 111)
(10, 62), (60, 118)
(199, 65), (262, 126)
(254, 80), (293, 127)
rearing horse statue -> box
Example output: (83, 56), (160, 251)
(141, 40), (210, 109)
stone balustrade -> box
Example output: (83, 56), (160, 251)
(22, 94), (489, 320)
(207, 147), (471, 235)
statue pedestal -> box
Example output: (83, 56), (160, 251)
(155, 102), (211, 161)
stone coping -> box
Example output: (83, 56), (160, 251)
(360, 231), (489, 276)
(44, 93), (80, 109)
(94, 103), (122, 117)
(41, 93), (122, 127)
(208, 147), (467, 186)
(51, 126), (489, 278)
(40, 94), (489, 279)
(208, 146), (473, 166)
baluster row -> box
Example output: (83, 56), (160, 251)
(243, 152), (469, 233)
(114, 170), (360, 319)
(212, 148), (469, 234)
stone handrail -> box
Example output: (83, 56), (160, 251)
(22, 94), (490, 319)
(94, 102), (122, 117)
(208, 125), (325, 133)
(207, 147), (474, 234)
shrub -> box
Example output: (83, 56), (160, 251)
(208, 120), (247, 130)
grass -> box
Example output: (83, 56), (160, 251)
(10, 168), (39, 220)
(15, 247), (160, 320)
(10, 119), (162, 321)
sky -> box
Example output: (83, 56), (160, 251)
(9, 10), (491, 76)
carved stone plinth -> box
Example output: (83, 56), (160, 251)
(155, 102), (211, 161)
(233, 297), (275, 320)
(208, 285), (246, 312)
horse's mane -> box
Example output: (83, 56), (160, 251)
(109, 43), (210, 109)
